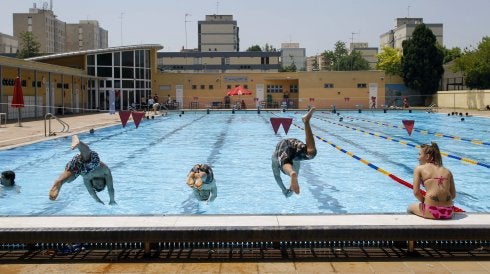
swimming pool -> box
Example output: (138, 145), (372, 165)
(1, 109), (489, 215)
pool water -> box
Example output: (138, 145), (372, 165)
(1, 110), (489, 215)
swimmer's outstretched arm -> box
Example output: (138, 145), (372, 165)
(272, 158), (292, 198)
(207, 180), (218, 203)
(104, 165), (116, 205)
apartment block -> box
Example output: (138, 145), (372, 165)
(66, 20), (108, 52)
(281, 43), (306, 71)
(0, 33), (19, 54)
(198, 15), (239, 52)
(380, 18), (443, 49)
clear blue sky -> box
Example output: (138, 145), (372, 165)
(1, 0), (489, 55)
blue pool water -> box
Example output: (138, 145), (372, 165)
(1, 110), (489, 215)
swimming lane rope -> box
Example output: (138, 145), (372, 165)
(337, 114), (490, 146)
(314, 115), (490, 169)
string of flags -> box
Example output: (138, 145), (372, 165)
(270, 117), (293, 134)
(119, 111), (145, 128)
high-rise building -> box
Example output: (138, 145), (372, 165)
(281, 43), (306, 71)
(66, 20), (108, 52)
(0, 33), (19, 54)
(380, 18), (443, 49)
(13, 4), (66, 54)
(349, 42), (378, 69)
(13, 4), (108, 54)
(198, 15), (239, 52)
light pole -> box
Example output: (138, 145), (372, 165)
(119, 12), (124, 46)
(185, 13), (191, 49)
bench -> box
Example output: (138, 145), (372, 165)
(1, 214), (488, 254)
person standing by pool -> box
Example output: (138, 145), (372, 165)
(49, 135), (116, 205)
(408, 142), (456, 219)
(186, 164), (217, 203)
(272, 107), (317, 197)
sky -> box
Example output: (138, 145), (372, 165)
(1, 0), (489, 55)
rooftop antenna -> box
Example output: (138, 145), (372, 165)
(50, 0), (53, 10)
(350, 32), (358, 44)
(185, 13), (191, 49)
(216, 1), (220, 14)
(407, 5), (411, 17)
(118, 12), (124, 46)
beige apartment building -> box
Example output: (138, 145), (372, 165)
(13, 5), (66, 54)
(13, 4), (108, 54)
(350, 42), (378, 69)
(198, 15), (239, 52)
(380, 18), (443, 49)
(65, 20), (108, 52)
(0, 33), (18, 54)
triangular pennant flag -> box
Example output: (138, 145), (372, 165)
(270, 118), (282, 134)
(402, 120), (415, 136)
(118, 110), (131, 128)
(131, 111), (145, 128)
(281, 118), (293, 134)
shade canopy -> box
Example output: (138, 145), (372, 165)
(227, 86), (252, 96)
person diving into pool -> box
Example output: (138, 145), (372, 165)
(186, 164), (217, 203)
(49, 135), (116, 205)
(272, 107), (317, 197)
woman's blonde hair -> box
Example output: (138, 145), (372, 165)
(421, 142), (443, 166)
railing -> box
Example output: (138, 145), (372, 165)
(44, 113), (70, 137)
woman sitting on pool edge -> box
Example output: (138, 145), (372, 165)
(408, 142), (456, 219)
(186, 164), (217, 203)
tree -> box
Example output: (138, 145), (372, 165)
(401, 24), (444, 96)
(321, 41), (369, 71)
(376, 46), (402, 76)
(438, 45), (462, 64)
(246, 45), (262, 52)
(17, 31), (41, 58)
(262, 43), (277, 52)
(453, 37), (490, 89)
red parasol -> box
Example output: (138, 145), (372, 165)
(11, 77), (24, 126)
(226, 86), (252, 96)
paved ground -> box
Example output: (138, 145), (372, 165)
(1, 108), (489, 273)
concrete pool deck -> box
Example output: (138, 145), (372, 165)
(1, 108), (489, 273)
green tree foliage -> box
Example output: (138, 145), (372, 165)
(281, 63), (297, 72)
(17, 31), (41, 58)
(262, 43), (277, 52)
(401, 24), (444, 95)
(321, 41), (369, 71)
(438, 45), (462, 64)
(376, 46), (402, 76)
(453, 37), (490, 89)
(246, 45), (262, 52)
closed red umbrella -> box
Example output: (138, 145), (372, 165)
(11, 77), (24, 126)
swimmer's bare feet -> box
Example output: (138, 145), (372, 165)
(49, 183), (60, 200)
(289, 171), (300, 194)
(71, 135), (80, 150)
(186, 172), (196, 187)
(194, 177), (203, 189)
(302, 107), (316, 123)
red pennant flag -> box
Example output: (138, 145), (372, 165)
(270, 118), (282, 134)
(270, 118), (293, 134)
(131, 111), (145, 128)
(402, 120), (415, 136)
(281, 118), (293, 134)
(118, 111), (131, 128)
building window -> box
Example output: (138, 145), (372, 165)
(324, 83), (334, 88)
(192, 85), (197, 90)
(200, 85), (205, 89)
(357, 83), (367, 88)
(244, 85), (248, 89)
(290, 84), (299, 93)
(208, 85), (214, 89)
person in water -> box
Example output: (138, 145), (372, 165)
(186, 164), (217, 203)
(408, 142), (456, 219)
(49, 135), (116, 205)
(272, 107), (317, 197)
